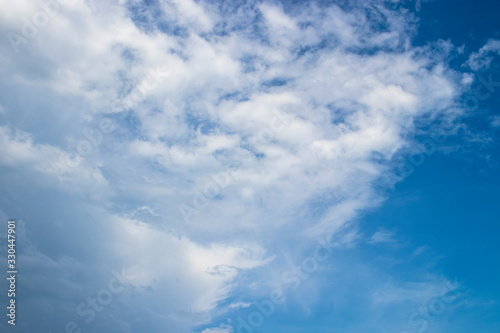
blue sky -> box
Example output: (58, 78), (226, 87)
(0, 0), (499, 332)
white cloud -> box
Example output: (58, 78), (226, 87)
(200, 324), (234, 333)
(0, 125), (109, 195)
(369, 230), (396, 244)
(107, 214), (272, 320)
(0, 0), (472, 331)
(260, 3), (295, 29)
(467, 39), (500, 71)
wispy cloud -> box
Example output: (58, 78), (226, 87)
(0, 0), (495, 332)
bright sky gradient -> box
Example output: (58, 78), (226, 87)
(0, 0), (499, 332)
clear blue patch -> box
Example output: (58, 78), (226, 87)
(262, 77), (289, 88)
(218, 91), (250, 103)
(241, 143), (266, 160)
(127, 0), (189, 38)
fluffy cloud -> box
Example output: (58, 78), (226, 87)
(467, 39), (500, 71)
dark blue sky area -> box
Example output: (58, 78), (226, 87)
(415, 0), (500, 50)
